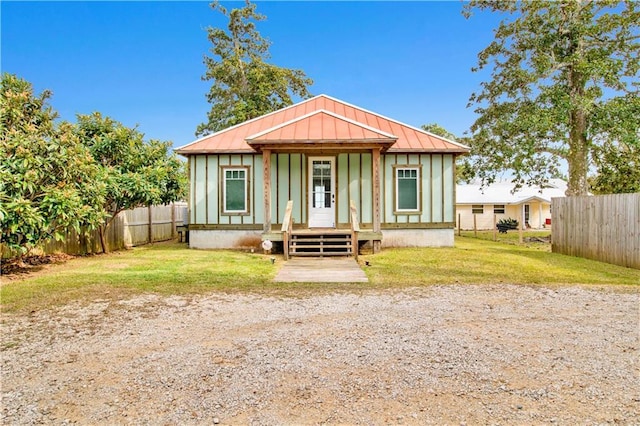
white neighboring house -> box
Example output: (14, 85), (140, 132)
(456, 179), (567, 230)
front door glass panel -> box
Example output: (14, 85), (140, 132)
(312, 161), (332, 208)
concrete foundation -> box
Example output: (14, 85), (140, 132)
(189, 228), (454, 250)
(189, 230), (263, 250)
(381, 228), (454, 248)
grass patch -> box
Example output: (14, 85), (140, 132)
(361, 236), (639, 286)
(1, 241), (279, 312)
(458, 229), (551, 251)
(2, 237), (638, 313)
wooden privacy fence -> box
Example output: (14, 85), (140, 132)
(10, 202), (188, 257)
(123, 203), (187, 246)
(551, 193), (639, 269)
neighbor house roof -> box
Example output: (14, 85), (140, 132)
(456, 179), (568, 205)
(176, 94), (469, 154)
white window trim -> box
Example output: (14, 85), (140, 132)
(223, 167), (248, 214)
(493, 204), (505, 214)
(395, 167), (420, 212)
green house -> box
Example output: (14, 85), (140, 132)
(176, 95), (469, 256)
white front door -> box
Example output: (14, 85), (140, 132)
(308, 157), (335, 228)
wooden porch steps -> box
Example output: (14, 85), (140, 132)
(289, 230), (353, 257)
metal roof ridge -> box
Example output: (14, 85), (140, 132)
(175, 94), (327, 152)
(319, 109), (398, 139)
(318, 94), (470, 151)
(245, 108), (398, 141)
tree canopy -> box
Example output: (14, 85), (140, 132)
(0, 73), (106, 256)
(75, 113), (187, 253)
(196, 0), (313, 136)
(590, 140), (640, 194)
(421, 123), (457, 142)
(464, 0), (639, 196)
(1, 73), (187, 258)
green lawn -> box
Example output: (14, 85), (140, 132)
(1, 243), (277, 312)
(457, 229), (552, 250)
(361, 236), (639, 286)
(1, 237), (638, 313)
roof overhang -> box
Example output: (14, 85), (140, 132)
(513, 195), (551, 204)
(386, 147), (469, 154)
(245, 141), (396, 153)
(457, 196), (551, 205)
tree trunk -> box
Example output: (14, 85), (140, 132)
(566, 108), (589, 196)
(99, 210), (122, 254)
(566, 36), (590, 197)
(98, 224), (109, 254)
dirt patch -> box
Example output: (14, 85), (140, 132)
(1, 285), (638, 424)
(0, 254), (75, 281)
(234, 235), (263, 250)
(524, 235), (552, 243)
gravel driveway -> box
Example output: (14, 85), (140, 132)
(2, 284), (638, 425)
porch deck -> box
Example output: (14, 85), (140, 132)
(262, 228), (382, 243)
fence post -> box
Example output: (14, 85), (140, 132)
(171, 202), (176, 239)
(473, 214), (477, 237)
(519, 207), (524, 244)
(493, 214), (497, 241)
(458, 213), (461, 236)
(148, 205), (153, 244)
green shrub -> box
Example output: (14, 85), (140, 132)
(497, 218), (519, 229)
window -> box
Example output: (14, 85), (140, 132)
(472, 204), (484, 214)
(494, 204), (505, 214)
(395, 167), (420, 212)
(223, 167), (249, 213)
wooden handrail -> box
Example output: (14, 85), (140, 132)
(281, 200), (293, 260)
(350, 200), (360, 260)
(349, 200), (361, 232)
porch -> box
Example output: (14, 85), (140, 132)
(263, 227), (384, 257)
(263, 200), (382, 259)
(256, 145), (387, 258)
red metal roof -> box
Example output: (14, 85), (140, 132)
(176, 94), (469, 154)
(247, 109), (397, 144)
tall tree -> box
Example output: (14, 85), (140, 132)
(0, 74), (106, 257)
(75, 113), (187, 253)
(197, 0), (313, 136)
(464, 1), (639, 195)
(421, 123), (457, 142)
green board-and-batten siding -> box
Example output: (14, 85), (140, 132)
(190, 154), (263, 226)
(380, 153), (454, 225)
(189, 152), (455, 228)
(337, 153), (373, 227)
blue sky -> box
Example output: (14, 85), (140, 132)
(2, 1), (501, 149)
